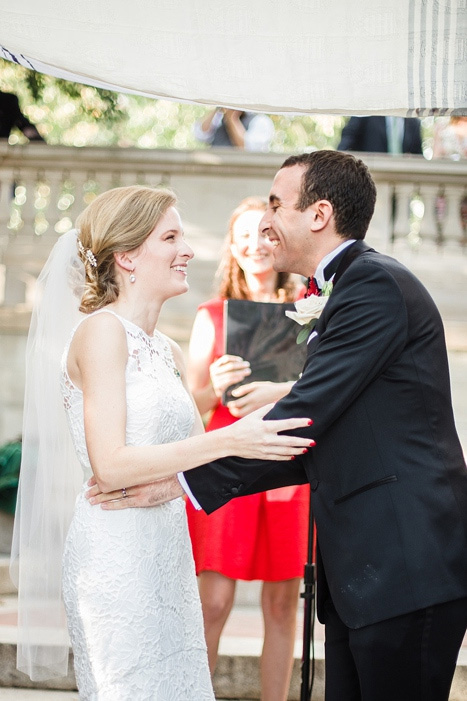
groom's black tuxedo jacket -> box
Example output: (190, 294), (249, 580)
(185, 240), (467, 629)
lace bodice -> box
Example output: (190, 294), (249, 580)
(60, 309), (195, 481)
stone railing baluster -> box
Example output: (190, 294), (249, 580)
(0, 170), (14, 229)
(119, 171), (140, 187)
(95, 171), (119, 196)
(418, 184), (440, 245)
(0, 168), (15, 256)
(442, 186), (466, 247)
(44, 170), (67, 237)
(16, 169), (38, 235)
(392, 183), (414, 243)
(65, 172), (91, 230)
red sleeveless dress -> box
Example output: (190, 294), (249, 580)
(186, 297), (310, 581)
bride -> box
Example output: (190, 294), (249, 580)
(11, 185), (311, 699)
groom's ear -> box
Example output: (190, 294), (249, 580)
(310, 199), (333, 232)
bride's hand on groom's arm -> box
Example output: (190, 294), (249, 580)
(227, 380), (295, 418)
(85, 404), (315, 510)
(86, 474), (183, 509)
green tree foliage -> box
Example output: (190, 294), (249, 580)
(0, 58), (346, 151)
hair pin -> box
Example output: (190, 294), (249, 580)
(77, 238), (97, 267)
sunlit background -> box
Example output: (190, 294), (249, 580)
(0, 58), (438, 156)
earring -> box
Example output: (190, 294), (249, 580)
(129, 271), (136, 283)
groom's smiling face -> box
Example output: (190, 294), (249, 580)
(260, 164), (316, 278)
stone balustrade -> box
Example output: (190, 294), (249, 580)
(0, 143), (466, 443)
(0, 143), (466, 311)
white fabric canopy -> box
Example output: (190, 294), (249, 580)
(0, 2), (466, 115)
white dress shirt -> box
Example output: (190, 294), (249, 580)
(314, 238), (356, 289)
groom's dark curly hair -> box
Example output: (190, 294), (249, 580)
(281, 150), (377, 240)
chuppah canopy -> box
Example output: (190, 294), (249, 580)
(0, 0), (466, 116)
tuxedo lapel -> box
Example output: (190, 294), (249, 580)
(308, 241), (374, 349)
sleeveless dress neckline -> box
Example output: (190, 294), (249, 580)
(89, 308), (158, 340)
(62, 309), (160, 395)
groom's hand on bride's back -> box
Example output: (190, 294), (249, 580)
(86, 475), (183, 509)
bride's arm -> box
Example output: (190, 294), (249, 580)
(72, 313), (312, 494)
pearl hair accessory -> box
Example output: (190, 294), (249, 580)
(77, 238), (97, 268)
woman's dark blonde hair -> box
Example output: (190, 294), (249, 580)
(75, 185), (177, 313)
(218, 196), (295, 301)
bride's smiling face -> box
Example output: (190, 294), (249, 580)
(133, 206), (194, 300)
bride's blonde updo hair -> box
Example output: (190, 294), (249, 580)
(75, 185), (177, 313)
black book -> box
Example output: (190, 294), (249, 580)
(222, 299), (308, 404)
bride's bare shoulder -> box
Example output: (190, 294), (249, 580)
(70, 311), (127, 357)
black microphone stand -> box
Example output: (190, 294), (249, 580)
(300, 491), (316, 701)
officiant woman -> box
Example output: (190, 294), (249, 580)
(186, 196), (309, 701)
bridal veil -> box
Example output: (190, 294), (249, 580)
(10, 229), (85, 680)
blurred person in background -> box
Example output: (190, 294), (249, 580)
(194, 107), (274, 151)
(0, 90), (44, 141)
(186, 196), (309, 701)
(338, 115), (424, 237)
(433, 116), (467, 160)
(337, 115), (422, 155)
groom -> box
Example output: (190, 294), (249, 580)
(95, 151), (467, 700)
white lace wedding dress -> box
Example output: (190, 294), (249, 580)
(60, 310), (214, 700)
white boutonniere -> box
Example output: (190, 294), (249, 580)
(286, 279), (334, 344)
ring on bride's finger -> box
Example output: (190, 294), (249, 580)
(121, 487), (128, 498)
